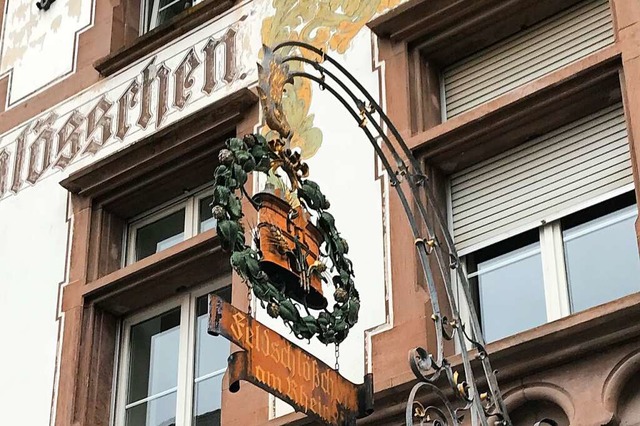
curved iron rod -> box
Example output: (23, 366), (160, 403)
(286, 59), (447, 364)
(271, 42), (511, 424)
(275, 45), (470, 311)
(287, 56), (483, 403)
(406, 381), (459, 425)
(277, 43), (460, 297)
(288, 70), (490, 426)
(273, 41), (422, 173)
(277, 43), (510, 422)
(275, 42), (464, 288)
(287, 71), (440, 292)
(276, 43), (459, 280)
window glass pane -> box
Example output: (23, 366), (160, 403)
(476, 242), (546, 342)
(193, 287), (231, 425)
(564, 205), (640, 312)
(126, 391), (177, 426)
(135, 209), (185, 261)
(194, 288), (231, 377)
(147, 0), (192, 31)
(194, 374), (224, 426)
(199, 196), (216, 233)
(127, 308), (181, 404)
(157, 0), (191, 28)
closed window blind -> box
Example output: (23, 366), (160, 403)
(451, 105), (632, 254)
(443, 0), (614, 118)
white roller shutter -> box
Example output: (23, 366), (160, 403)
(451, 105), (633, 254)
(443, 0), (614, 118)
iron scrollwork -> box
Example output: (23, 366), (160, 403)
(36, 0), (56, 11)
(258, 42), (514, 425)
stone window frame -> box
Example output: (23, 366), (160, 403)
(369, 0), (622, 165)
(364, 0), (640, 395)
(53, 89), (257, 426)
(141, 0), (208, 35)
(99, 0), (236, 77)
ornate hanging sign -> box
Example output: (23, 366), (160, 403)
(209, 295), (374, 426)
(207, 43), (372, 425)
(217, 42), (513, 426)
(210, 132), (360, 345)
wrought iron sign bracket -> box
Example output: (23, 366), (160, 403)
(36, 0), (56, 11)
(255, 41), (515, 426)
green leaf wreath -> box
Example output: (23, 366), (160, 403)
(211, 134), (360, 345)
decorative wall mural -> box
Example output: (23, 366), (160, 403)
(260, 0), (403, 159)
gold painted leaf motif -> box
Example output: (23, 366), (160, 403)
(260, 0), (406, 159)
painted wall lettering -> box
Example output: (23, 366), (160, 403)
(138, 60), (156, 130)
(174, 49), (201, 110)
(156, 64), (171, 127)
(0, 23), (251, 201)
(10, 127), (28, 193)
(116, 80), (141, 141)
(0, 150), (9, 197)
(27, 114), (57, 184)
(202, 28), (238, 94)
(55, 111), (85, 170)
(84, 97), (114, 156)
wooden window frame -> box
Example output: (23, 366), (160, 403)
(125, 184), (215, 266)
(53, 89), (257, 426)
(114, 278), (231, 426)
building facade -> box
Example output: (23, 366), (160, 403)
(0, 0), (639, 425)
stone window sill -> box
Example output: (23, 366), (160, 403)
(80, 230), (229, 315)
(459, 291), (640, 384)
(358, 291), (640, 424)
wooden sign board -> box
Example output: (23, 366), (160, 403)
(208, 295), (374, 426)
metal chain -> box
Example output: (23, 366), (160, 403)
(247, 283), (253, 316)
(334, 343), (340, 371)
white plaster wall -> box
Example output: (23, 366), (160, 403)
(0, 179), (68, 425)
(0, 0), (94, 107)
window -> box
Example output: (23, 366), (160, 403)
(115, 283), (231, 426)
(142, 0), (204, 33)
(441, 0), (614, 119)
(562, 201), (640, 312)
(466, 193), (640, 342)
(467, 230), (547, 342)
(126, 185), (215, 264)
